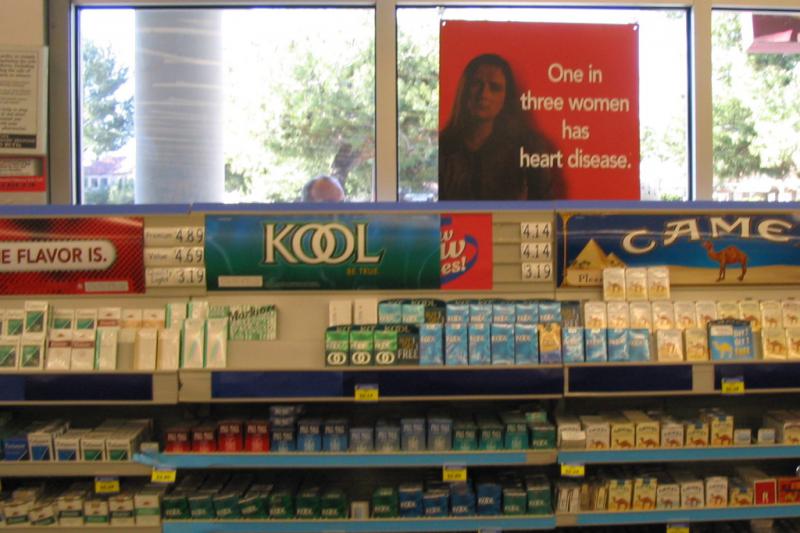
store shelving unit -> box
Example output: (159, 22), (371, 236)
(558, 445), (800, 464)
(135, 450), (556, 469)
(0, 461), (152, 477)
(556, 505), (800, 527)
(161, 515), (557, 533)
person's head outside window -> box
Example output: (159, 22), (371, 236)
(301, 175), (345, 202)
(439, 53), (563, 200)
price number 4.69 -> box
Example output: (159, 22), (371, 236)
(522, 262), (552, 281)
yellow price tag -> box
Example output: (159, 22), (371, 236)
(721, 377), (745, 394)
(151, 468), (177, 484)
(667, 524), (690, 533)
(560, 464), (585, 478)
(94, 477), (120, 494)
(354, 384), (379, 402)
(442, 465), (468, 482)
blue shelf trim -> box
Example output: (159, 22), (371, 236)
(210, 367), (563, 399)
(715, 362), (800, 391)
(0, 373), (152, 402)
(558, 445), (800, 464)
(135, 450), (536, 469)
(573, 505), (800, 526)
(162, 516), (556, 532)
(568, 364), (692, 393)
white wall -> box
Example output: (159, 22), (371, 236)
(0, 0), (45, 46)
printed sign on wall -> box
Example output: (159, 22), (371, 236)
(439, 21), (639, 201)
(206, 214), (441, 290)
(0, 217), (145, 294)
(558, 212), (800, 287)
(440, 213), (493, 290)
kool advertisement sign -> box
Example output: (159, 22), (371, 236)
(558, 212), (800, 287)
(205, 213), (495, 291)
(0, 217), (144, 294)
(206, 214), (442, 290)
(439, 21), (639, 200)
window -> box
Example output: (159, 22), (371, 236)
(77, 7), (375, 204)
(712, 10), (800, 202)
(397, 7), (690, 201)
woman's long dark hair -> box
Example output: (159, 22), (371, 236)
(440, 54), (528, 145)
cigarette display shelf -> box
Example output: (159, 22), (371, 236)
(161, 514), (556, 532)
(556, 504), (800, 527)
(0, 371), (178, 405)
(179, 365), (563, 403)
(558, 445), (800, 464)
(0, 527), (161, 533)
(565, 360), (800, 397)
(134, 449), (556, 469)
(0, 460), (152, 477)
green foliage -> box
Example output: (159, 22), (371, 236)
(712, 12), (800, 184)
(81, 41), (133, 159)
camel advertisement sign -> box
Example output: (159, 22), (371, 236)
(557, 212), (800, 287)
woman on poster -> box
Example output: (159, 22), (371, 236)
(439, 53), (564, 200)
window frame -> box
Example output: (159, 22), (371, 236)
(47, 0), (800, 204)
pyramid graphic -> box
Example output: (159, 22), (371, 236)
(570, 238), (609, 269)
(606, 253), (627, 268)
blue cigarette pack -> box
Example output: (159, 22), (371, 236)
(492, 302), (516, 324)
(585, 328), (608, 362)
(271, 426), (296, 452)
(561, 327), (585, 363)
(469, 302), (493, 324)
(398, 483), (423, 518)
(419, 324), (443, 366)
(468, 322), (491, 365)
(515, 302), (539, 324)
(445, 323), (468, 366)
(560, 301), (583, 328)
(296, 418), (322, 452)
(378, 300), (403, 324)
(401, 418), (426, 451)
(607, 328), (629, 362)
(476, 482), (502, 516)
(401, 302), (425, 325)
(514, 323), (539, 365)
(628, 329), (651, 361)
(3, 432), (28, 461)
(423, 489), (449, 517)
(708, 321), (735, 360)
(538, 302), (562, 324)
(446, 301), (470, 324)
(322, 419), (348, 452)
(450, 483), (476, 516)
(490, 323), (514, 365)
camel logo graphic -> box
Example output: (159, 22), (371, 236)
(702, 240), (747, 281)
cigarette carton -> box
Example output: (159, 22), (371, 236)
(515, 301), (539, 324)
(762, 327), (788, 359)
(469, 301), (492, 324)
(787, 328), (800, 359)
(656, 477), (680, 509)
(325, 326), (349, 367)
(468, 322), (491, 365)
(134, 328), (157, 370)
(96, 327), (119, 370)
(606, 302), (630, 329)
(515, 323), (539, 364)
(20, 334), (45, 369)
(608, 414), (635, 449)
(492, 301), (516, 324)
(5, 309), (24, 337)
(156, 328), (179, 370)
(584, 328), (607, 362)
(652, 301), (675, 330)
(490, 323), (514, 365)
(760, 300), (783, 329)
(401, 418), (425, 451)
(739, 300), (762, 331)
(625, 267), (648, 301)
(624, 411), (659, 448)
(705, 476), (728, 507)
(110, 493), (136, 526)
(181, 318), (205, 368)
(444, 300), (469, 324)
(24, 301), (48, 335)
(375, 421), (400, 452)
(561, 327), (583, 363)
(685, 420), (709, 447)
(607, 328), (628, 362)
(783, 300), (800, 327)
(729, 477), (753, 506)
(50, 309), (74, 330)
(629, 302), (653, 331)
(647, 266), (670, 300)
(603, 267), (626, 301)
(538, 323), (562, 364)
(628, 329), (651, 361)
(607, 478), (632, 511)
(378, 300), (403, 324)
(657, 329), (683, 361)
(204, 318), (228, 368)
(580, 416), (609, 449)
(373, 327), (398, 366)
(419, 323), (443, 365)
(660, 418), (684, 448)
(674, 301), (697, 329)
(349, 326), (374, 367)
(74, 308), (97, 330)
(445, 322), (468, 366)
(538, 301), (561, 324)
(71, 329), (96, 370)
(684, 328), (709, 361)
(671, 470), (703, 508)
(297, 418), (322, 452)
(135, 489), (163, 526)
(45, 329), (72, 370)
(633, 477), (657, 510)
(717, 300), (740, 319)
(583, 301), (607, 329)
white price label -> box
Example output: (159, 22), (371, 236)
(144, 226), (205, 246)
(144, 246), (205, 267)
(520, 242), (551, 260)
(521, 262), (553, 281)
(146, 267), (206, 288)
(520, 222), (551, 241)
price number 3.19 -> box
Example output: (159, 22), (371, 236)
(522, 262), (552, 282)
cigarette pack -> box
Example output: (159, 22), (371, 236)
(633, 477), (657, 510)
(71, 329), (96, 370)
(656, 329), (683, 361)
(673, 301), (697, 329)
(788, 327), (800, 359)
(349, 326), (374, 367)
(717, 300), (741, 320)
(782, 300), (800, 328)
(204, 318), (228, 369)
(684, 328), (709, 361)
(74, 309), (97, 330)
(325, 327), (349, 367)
(606, 302), (630, 329)
(603, 268), (626, 301)
(468, 302), (492, 324)
(628, 329), (651, 361)
(739, 300), (762, 331)
(647, 266), (670, 300)
(0, 336), (19, 370)
(561, 327), (584, 363)
(20, 334), (45, 369)
(607, 328), (629, 362)
(760, 300), (783, 329)
(24, 301), (49, 335)
(583, 301), (607, 329)
(651, 301), (675, 330)
(419, 323), (443, 365)
(538, 323), (562, 364)
(5, 309), (23, 336)
(444, 301), (469, 324)
(445, 323), (468, 366)
(515, 301), (539, 324)
(584, 328), (607, 363)
(538, 302), (561, 324)
(46, 329), (72, 370)
(181, 318), (205, 369)
(761, 327), (788, 359)
(515, 323), (539, 364)
(490, 323), (514, 365)
(625, 268), (648, 301)
(492, 302), (516, 324)
(696, 300), (718, 328)
(468, 322), (491, 365)
(50, 309), (74, 330)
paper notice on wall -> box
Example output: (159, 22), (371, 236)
(0, 46), (48, 155)
(0, 157), (46, 192)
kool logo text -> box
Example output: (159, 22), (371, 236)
(263, 223), (384, 265)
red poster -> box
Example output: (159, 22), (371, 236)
(0, 217), (145, 294)
(441, 213), (493, 290)
(439, 21), (639, 200)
